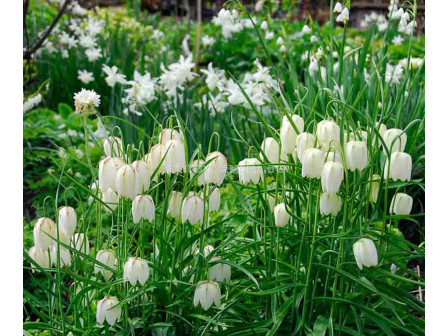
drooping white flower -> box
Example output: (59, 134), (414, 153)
(28, 246), (50, 271)
(390, 193), (413, 215)
(99, 157), (125, 192)
(73, 88), (100, 114)
(102, 188), (119, 212)
(309, 57), (319, 76)
(145, 144), (165, 178)
(94, 250), (116, 281)
(203, 245), (215, 257)
(385, 152), (412, 182)
(102, 65), (126, 87)
(274, 203), (290, 228)
(333, 2), (343, 13)
(190, 159), (206, 186)
(123, 257), (150, 286)
(182, 195), (204, 224)
(208, 188), (221, 212)
(302, 148), (325, 179)
(238, 158), (263, 185)
(296, 132), (316, 164)
(96, 296), (121, 326)
(132, 161), (150, 193)
(204, 151), (227, 186)
(50, 244), (72, 267)
(260, 137), (281, 163)
(369, 174), (381, 203)
(345, 141), (368, 172)
(72, 233), (90, 257)
(116, 164), (140, 199)
(163, 139), (186, 174)
(58, 206), (77, 238)
(103, 137), (123, 157)
(302, 24), (312, 34)
(320, 192), (342, 216)
(209, 256), (231, 283)
(132, 195), (155, 223)
(193, 281), (221, 310)
(168, 191), (183, 220)
(159, 128), (184, 145)
(317, 120), (340, 150)
(336, 7), (350, 24)
(321, 162), (344, 193)
(77, 69), (94, 84)
(280, 114), (304, 154)
(383, 128), (407, 154)
(34, 218), (56, 250)
(353, 238), (378, 270)
(212, 9), (244, 38)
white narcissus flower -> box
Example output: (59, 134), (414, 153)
(383, 128), (407, 154)
(333, 2), (343, 13)
(99, 157), (125, 192)
(302, 148), (325, 179)
(336, 7), (350, 24)
(204, 151), (227, 186)
(123, 257), (150, 286)
(28, 246), (50, 271)
(102, 64), (126, 87)
(369, 174), (381, 203)
(193, 281), (221, 310)
(168, 191), (183, 220)
(131, 161), (150, 193)
(102, 187), (119, 212)
(34, 217), (56, 250)
(102, 137), (123, 157)
(96, 296), (121, 326)
(72, 233), (90, 257)
(116, 164), (140, 199)
(208, 188), (221, 212)
(321, 162), (344, 193)
(238, 158), (263, 185)
(190, 159), (206, 186)
(58, 206), (77, 238)
(163, 140), (186, 174)
(95, 250), (116, 281)
(274, 203), (290, 228)
(146, 143), (165, 178)
(320, 192), (342, 216)
(280, 114), (305, 154)
(77, 70), (94, 84)
(390, 193), (413, 215)
(73, 88), (100, 114)
(345, 141), (368, 172)
(159, 128), (184, 145)
(296, 132), (315, 164)
(353, 238), (378, 270)
(385, 152), (412, 181)
(85, 47), (101, 62)
(317, 120), (340, 150)
(132, 195), (155, 223)
(209, 256), (231, 283)
(182, 195), (204, 224)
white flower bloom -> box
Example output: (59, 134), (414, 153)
(201, 63), (226, 91)
(85, 47), (102, 62)
(168, 191), (183, 220)
(302, 148), (325, 179)
(124, 257), (150, 286)
(203, 245), (215, 257)
(132, 195), (155, 223)
(95, 250), (116, 281)
(159, 128), (184, 145)
(310, 35), (318, 43)
(309, 57), (319, 76)
(79, 34), (96, 48)
(132, 161), (150, 193)
(208, 188), (221, 212)
(336, 7), (350, 23)
(96, 296), (121, 326)
(385, 152), (412, 181)
(28, 246), (50, 271)
(317, 119), (340, 150)
(77, 69), (94, 84)
(204, 151), (227, 186)
(50, 244), (72, 267)
(201, 35), (216, 47)
(383, 129), (407, 154)
(265, 31), (274, 40)
(72, 233), (90, 257)
(238, 158), (263, 185)
(385, 63), (404, 84)
(33, 218), (56, 250)
(333, 2), (343, 13)
(190, 159), (206, 186)
(146, 144), (165, 178)
(280, 114), (304, 154)
(276, 37), (284, 45)
(321, 162), (344, 193)
(102, 65), (126, 87)
(193, 281), (221, 310)
(261, 137), (282, 163)
(209, 256), (231, 283)
(280, 45), (287, 53)
(102, 188), (119, 212)
(58, 206), (77, 238)
(274, 203), (290, 228)
(261, 21), (268, 30)
(369, 174), (381, 203)
(103, 136), (123, 157)
(59, 32), (77, 48)
(353, 238), (378, 270)
(23, 93), (42, 113)
(116, 164), (140, 199)
(302, 24), (312, 34)
(99, 157), (125, 192)
(182, 195), (204, 224)
(345, 141), (368, 172)
(296, 132), (316, 164)
(390, 193), (413, 215)
(212, 9), (243, 38)
(392, 35), (404, 45)
(320, 192), (342, 216)
(160, 54), (196, 96)
(163, 139), (186, 174)
(73, 88), (100, 114)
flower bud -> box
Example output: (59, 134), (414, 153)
(280, 115), (304, 154)
(99, 157), (125, 192)
(33, 217), (56, 250)
(353, 238), (378, 270)
(132, 160), (150, 192)
(96, 296), (121, 326)
(260, 137), (282, 163)
(204, 151), (227, 186)
(50, 245), (72, 267)
(72, 233), (90, 257)
(159, 128), (183, 145)
(28, 246), (50, 271)
(190, 159), (205, 186)
(193, 281), (221, 310)
(58, 206), (77, 238)
(209, 256), (231, 283)
(384, 152), (412, 181)
(320, 192), (342, 216)
(145, 144), (165, 178)
(123, 257), (150, 286)
(95, 250), (116, 281)
(116, 164), (140, 199)
(163, 139), (186, 174)
(369, 174), (381, 203)
(383, 128), (407, 154)
(132, 195), (155, 223)
(274, 203), (290, 228)
(345, 141), (368, 171)
(102, 187), (119, 212)
(302, 148), (325, 178)
(317, 120), (340, 150)
(168, 191), (183, 220)
(390, 193), (413, 215)
(238, 158), (263, 185)
(103, 137), (123, 157)
(296, 132), (315, 164)
(208, 188), (221, 212)
(203, 244), (215, 257)
(321, 162), (344, 193)
(182, 195), (204, 224)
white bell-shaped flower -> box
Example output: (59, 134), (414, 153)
(182, 195), (204, 224)
(131, 160), (150, 192)
(320, 192), (342, 216)
(72, 233), (90, 257)
(102, 187), (119, 212)
(204, 151), (227, 186)
(321, 162), (344, 193)
(296, 132), (315, 164)
(168, 191), (183, 220)
(385, 152), (412, 181)
(145, 143), (165, 178)
(333, 2), (343, 13)
(190, 159), (206, 186)
(99, 157), (125, 192)
(317, 120), (340, 150)
(369, 174), (381, 203)
(102, 136), (123, 157)
(123, 257), (150, 286)
(260, 137), (282, 163)
(33, 217), (56, 250)
(302, 148), (325, 178)
(336, 7), (350, 23)
(238, 158), (263, 185)
(58, 206), (77, 238)
(274, 203), (290, 228)
(132, 195), (155, 223)
(159, 128), (184, 145)
(163, 139), (186, 174)
(50, 244), (72, 267)
(94, 250), (116, 281)
(383, 128), (407, 154)
(353, 238), (378, 270)
(207, 188), (221, 212)
(28, 246), (50, 271)
(116, 164), (140, 199)
(193, 281), (221, 310)
(280, 115), (304, 154)
(209, 256), (231, 283)
(96, 296), (121, 326)
(345, 141), (368, 171)
(390, 193), (413, 215)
